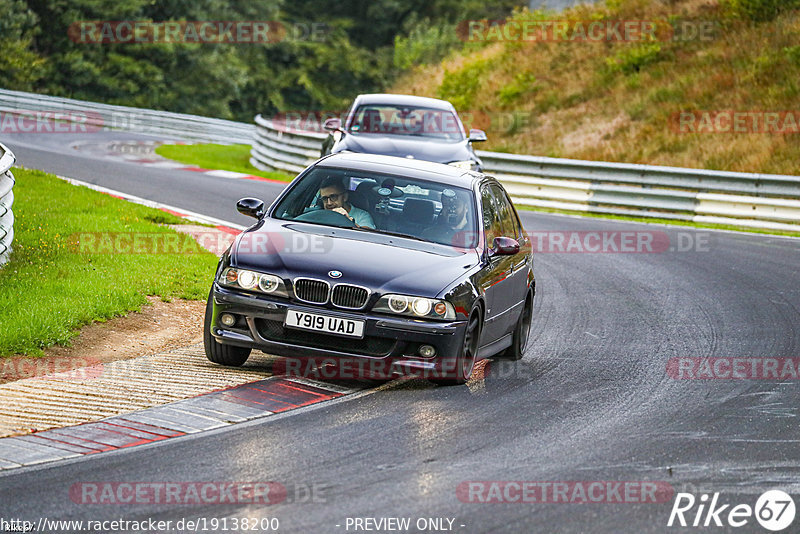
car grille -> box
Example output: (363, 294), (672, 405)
(256, 319), (395, 357)
(332, 284), (369, 309)
(294, 278), (329, 304)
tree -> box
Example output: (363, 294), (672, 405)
(0, 0), (46, 90)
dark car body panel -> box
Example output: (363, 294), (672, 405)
(207, 153), (533, 379)
(231, 220), (481, 301)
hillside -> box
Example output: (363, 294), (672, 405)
(391, 0), (800, 175)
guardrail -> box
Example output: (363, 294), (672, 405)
(250, 114), (800, 232)
(0, 88), (254, 144)
(251, 115), (327, 174)
(0, 143), (16, 267)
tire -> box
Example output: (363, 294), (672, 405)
(432, 310), (482, 385)
(203, 290), (251, 367)
(499, 291), (533, 361)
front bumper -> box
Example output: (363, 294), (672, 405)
(209, 285), (467, 377)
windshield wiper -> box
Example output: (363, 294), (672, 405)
(352, 226), (429, 243)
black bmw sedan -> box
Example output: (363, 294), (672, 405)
(204, 153), (534, 384)
(320, 93), (487, 172)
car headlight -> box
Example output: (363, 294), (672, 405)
(374, 294), (456, 320)
(448, 160), (477, 170)
(218, 267), (288, 297)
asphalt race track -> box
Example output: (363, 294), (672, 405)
(1, 131), (799, 533)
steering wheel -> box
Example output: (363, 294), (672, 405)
(294, 208), (356, 228)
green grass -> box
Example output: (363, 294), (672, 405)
(0, 168), (220, 357)
(516, 205), (800, 238)
(155, 143), (293, 182)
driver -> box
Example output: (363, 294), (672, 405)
(318, 177), (375, 229)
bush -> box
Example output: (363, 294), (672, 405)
(784, 45), (800, 66)
(605, 43), (662, 75)
(394, 20), (461, 70)
(436, 58), (488, 110)
(496, 72), (539, 107)
(722, 0), (800, 22)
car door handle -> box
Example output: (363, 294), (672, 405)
(512, 261), (526, 273)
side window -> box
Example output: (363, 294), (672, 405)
(481, 186), (498, 247)
(491, 184), (520, 239)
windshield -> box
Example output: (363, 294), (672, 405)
(347, 105), (465, 141)
(272, 167), (477, 248)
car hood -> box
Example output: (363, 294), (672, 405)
(230, 220), (479, 298)
(337, 134), (471, 164)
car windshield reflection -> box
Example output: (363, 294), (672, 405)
(348, 105), (465, 142)
(272, 168), (478, 248)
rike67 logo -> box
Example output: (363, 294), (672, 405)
(668, 490), (795, 531)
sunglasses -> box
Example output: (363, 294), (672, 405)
(321, 193), (343, 203)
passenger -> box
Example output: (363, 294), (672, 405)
(318, 177), (375, 229)
(423, 189), (472, 245)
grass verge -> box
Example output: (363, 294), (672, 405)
(0, 168), (220, 357)
(155, 143), (293, 182)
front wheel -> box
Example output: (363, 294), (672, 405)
(203, 290), (251, 367)
(432, 310), (482, 385)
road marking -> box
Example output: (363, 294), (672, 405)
(205, 169), (254, 179)
(55, 174), (246, 230)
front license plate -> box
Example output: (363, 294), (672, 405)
(284, 310), (365, 338)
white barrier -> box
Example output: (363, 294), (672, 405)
(250, 114), (800, 232)
(0, 143), (16, 266)
(0, 89), (254, 144)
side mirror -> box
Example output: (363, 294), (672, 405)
(490, 236), (519, 257)
(237, 197), (265, 219)
(468, 129), (487, 143)
(323, 118), (342, 132)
